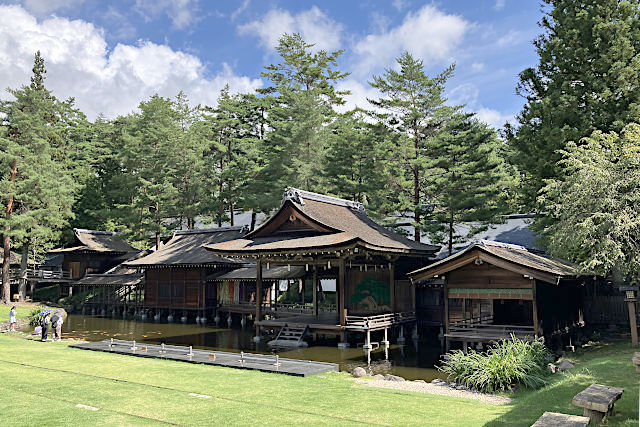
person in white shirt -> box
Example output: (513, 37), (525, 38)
(9, 306), (16, 332)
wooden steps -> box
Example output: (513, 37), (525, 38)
(267, 325), (309, 348)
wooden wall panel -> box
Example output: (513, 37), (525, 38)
(447, 263), (530, 289)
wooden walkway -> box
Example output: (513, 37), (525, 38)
(69, 339), (338, 377)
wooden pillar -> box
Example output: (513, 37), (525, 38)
(389, 262), (396, 312)
(255, 259), (262, 337)
(532, 279), (539, 338)
(444, 280), (450, 352)
(338, 259), (345, 326)
(312, 265), (318, 316)
(628, 299), (638, 346)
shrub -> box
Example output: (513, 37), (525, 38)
(438, 335), (551, 393)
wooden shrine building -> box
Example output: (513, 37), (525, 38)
(50, 228), (138, 279)
(409, 240), (587, 351)
(205, 188), (439, 344)
(125, 227), (246, 317)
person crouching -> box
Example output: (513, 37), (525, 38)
(40, 313), (50, 342)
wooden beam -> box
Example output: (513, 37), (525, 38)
(255, 259), (262, 337)
(338, 258), (345, 327)
(444, 277), (450, 351)
(532, 279), (539, 338)
(312, 265), (318, 316)
(389, 263), (395, 312)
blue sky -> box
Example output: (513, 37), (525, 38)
(0, 0), (545, 128)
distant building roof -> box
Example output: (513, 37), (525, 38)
(208, 265), (305, 282)
(409, 240), (582, 285)
(205, 188), (439, 257)
(51, 229), (137, 254)
(0, 251), (23, 265)
(75, 251), (150, 286)
(126, 226), (247, 267)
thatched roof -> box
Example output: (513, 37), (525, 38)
(208, 265), (305, 282)
(126, 226), (246, 268)
(409, 240), (581, 285)
(74, 272), (144, 286)
(51, 229), (137, 254)
(205, 188), (439, 257)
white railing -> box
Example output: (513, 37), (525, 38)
(346, 312), (416, 330)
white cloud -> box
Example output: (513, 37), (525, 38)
(335, 79), (381, 114)
(392, 0), (410, 11)
(238, 6), (343, 52)
(231, 0), (250, 22)
(134, 0), (201, 30)
(448, 83), (479, 106)
(0, 5), (262, 119)
(19, 0), (83, 15)
(471, 62), (485, 72)
(494, 0), (506, 11)
(496, 29), (521, 48)
(476, 107), (514, 129)
(353, 5), (468, 76)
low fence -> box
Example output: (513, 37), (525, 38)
(584, 296), (635, 325)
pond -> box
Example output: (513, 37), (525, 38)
(56, 314), (446, 381)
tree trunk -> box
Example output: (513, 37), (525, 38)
(413, 167), (420, 242)
(230, 202), (234, 226)
(250, 211), (257, 231)
(448, 212), (454, 256)
(155, 232), (161, 251)
(2, 160), (17, 304)
(19, 243), (28, 302)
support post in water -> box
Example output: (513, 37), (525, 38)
(131, 340), (137, 351)
(188, 346), (193, 357)
(240, 351), (245, 364)
(109, 338), (114, 348)
(160, 343), (165, 354)
(274, 355), (280, 367)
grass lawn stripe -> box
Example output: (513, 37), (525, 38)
(0, 383), (180, 425)
(0, 358), (377, 426)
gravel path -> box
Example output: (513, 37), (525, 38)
(354, 379), (512, 405)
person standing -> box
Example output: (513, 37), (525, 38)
(9, 306), (16, 332)
(52, 312), (63, 341)
(40, 313), (50, 342)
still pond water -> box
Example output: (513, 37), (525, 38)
(57, 314), (445, 381)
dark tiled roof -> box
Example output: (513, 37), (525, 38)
(409, 240), (580, 283)
(51, 229), (137, 254)
(126, 227), (246, 267)
(208, 265), (305, 281)
(206, 188), (439, 256)
(75, 273), (144, 286)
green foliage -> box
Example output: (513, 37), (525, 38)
(507, 0), (640, 208)
(424, 117), (511, 255)
(32, 285), (59, 303)
(539, 123), (640, 281)
(368, 52), (460, 241)
(439, 335), (551, 393)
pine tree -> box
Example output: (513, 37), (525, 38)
(252, 33), (349, 212)
(368, 51), (459, 241)
(424, 117), (510, 255)
(506, 0), (640, 208)
(0, 52), (77, 303)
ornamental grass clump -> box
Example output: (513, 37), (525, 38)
(438, 335), (551, 393)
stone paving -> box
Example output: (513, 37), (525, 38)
(70, 339), (338, 377)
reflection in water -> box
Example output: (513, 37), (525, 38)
(59, 314), (445, 381)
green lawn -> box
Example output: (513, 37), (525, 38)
(0, 302), (48, 321)
(0, 334), (637, 426)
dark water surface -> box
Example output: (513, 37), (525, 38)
(59, 314), (445, 381)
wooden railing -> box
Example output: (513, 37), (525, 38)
(26, 269), (73, 280)
(345, 312), (416, 331)
(218, 301), (314, 314)
(447, 319), (536, 341)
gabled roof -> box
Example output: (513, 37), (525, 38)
(208, 265), (305, 282)
(0, 251), (23, 265)
(126, 226), (247, 267)
(205, 188), (439, 257)
(51, 229), (137, 254)
(409, 240), (582, 285)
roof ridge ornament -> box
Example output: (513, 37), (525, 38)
(283, 187), (366, 212)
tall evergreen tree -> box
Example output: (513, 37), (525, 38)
(369, 51), (459, 241)
(506, 0), (640, 208)
(424, 117), (510, 255)
(0, 52), (77, 302)
(253, 33), (349, 212)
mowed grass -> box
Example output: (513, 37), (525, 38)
(0, 334), (506, 426)
(0, 302), (49, 320)
(0, 334), (637, 426)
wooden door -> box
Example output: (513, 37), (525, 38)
(69, 262), (81, 278)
